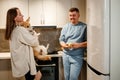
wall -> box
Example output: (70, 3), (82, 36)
(111, 0), (120, 80)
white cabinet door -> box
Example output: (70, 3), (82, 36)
(29, 0), (57, 26)
(29, 0), (72, 27)
(56, 0), (71, 27)
(43, 0), (57, 25)
(29, 0), (86, 27)
(0, 0), (28, 28)
(29, 0), (42, 26)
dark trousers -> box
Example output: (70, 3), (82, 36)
(25, 71), (35, 80)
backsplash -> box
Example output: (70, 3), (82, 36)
(0, 29), (10, 52)
(0, 28), (62, 53)
(33, 27), (62, 53)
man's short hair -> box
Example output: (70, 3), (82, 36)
(69, 7), (79, 13)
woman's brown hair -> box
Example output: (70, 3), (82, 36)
(5, 7), (18, 40)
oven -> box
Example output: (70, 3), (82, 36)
(36, 57), (59, 80)
(33, 26), (62, 80)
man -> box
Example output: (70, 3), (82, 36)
(59, 7), (87, 80)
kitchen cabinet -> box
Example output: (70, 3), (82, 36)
(29, 0), (70, 27)
(0, 0), (29, 28)
(28, 0), (43, 26)
(29, 0), (57, 26)
(56, 0), (71, 27)
(0, 0), (86, 28)
(29, 0), (86, 27)
(0, 59), (16, 80)
(43, 0), (57, 25)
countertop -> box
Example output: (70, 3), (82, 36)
(0, 51), (63, 59)
(0, 51), (86, 61)
(0, 52), (11, 59)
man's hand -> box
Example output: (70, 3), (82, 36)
(72, 41), (87, 49)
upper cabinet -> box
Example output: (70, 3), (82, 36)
(0, 0), (29, 28)
(56, 0), (71, 27)
(29, 0), (86, 27)
(0, 0), (86, 28)
(29, 0), (57, 26)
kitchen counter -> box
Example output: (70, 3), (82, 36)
(0, 51), (86, 61)
(0, 51), (63, 59)
(0, 52), (11, 59)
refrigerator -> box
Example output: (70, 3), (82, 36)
(87, 0), (120, 80)
(86, 0), (110, 80)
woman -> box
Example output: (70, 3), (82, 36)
(5, 7), (41, 80)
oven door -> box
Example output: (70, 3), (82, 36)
(36, 57), (59, 80)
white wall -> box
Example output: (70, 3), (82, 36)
(111, 0), (120, 80)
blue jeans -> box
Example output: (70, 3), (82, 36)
(62, 53), (83, 80)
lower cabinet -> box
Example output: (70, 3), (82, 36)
(0, 59), (16, 80)
(0, 58), (87, 80)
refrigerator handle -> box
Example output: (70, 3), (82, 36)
(87, 63), (110, 76)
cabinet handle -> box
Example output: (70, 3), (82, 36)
(36, 63), (56, 67)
